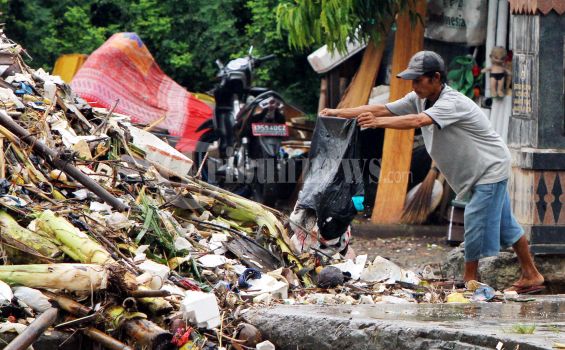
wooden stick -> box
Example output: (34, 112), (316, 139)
(0, 136), (5, 178)
(203, 332), (247, 344)
(4, 308), (59, 350)
(195, 151), (209, 178)
(129, 289), (171, 298)
(0, 110), (128, 211)
(143, 114), (167, 132)
(54, 314), (98, 329)
(94, 99), (120, 135)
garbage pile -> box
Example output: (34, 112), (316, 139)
(0, 32), (303, 349)
(0, 33), (531, 350)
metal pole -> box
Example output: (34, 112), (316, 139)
(496, 0), (509, 47)
(4, 308), (59, 350)
(485, 0), (499, 98)
(83, 328), (134, 350)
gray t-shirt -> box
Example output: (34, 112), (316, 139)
(385, 85), (510, 197)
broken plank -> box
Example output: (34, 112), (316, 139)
(372, 0), (427, 223)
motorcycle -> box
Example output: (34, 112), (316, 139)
(195, 47), (294, 206)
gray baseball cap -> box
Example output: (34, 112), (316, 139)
(397, 51), (446, 80)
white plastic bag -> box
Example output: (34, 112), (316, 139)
(13, 287), (52, 313)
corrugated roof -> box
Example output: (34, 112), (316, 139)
(509, 0), (565, 15)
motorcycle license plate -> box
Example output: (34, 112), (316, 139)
(251, 123), (289, 137)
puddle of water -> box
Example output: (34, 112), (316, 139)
(346, 299), (565, 323)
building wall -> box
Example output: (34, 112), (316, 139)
(508, 12), (565, 254)
(538, 13), (565, 148)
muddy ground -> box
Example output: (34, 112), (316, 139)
(349, 234), (452, 272)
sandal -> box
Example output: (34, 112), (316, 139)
(505, 284), (546, 295)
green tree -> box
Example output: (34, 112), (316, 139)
(245, 0), (319, 111)
(276, 0), (411, 53)
(1, 0), (319, 112)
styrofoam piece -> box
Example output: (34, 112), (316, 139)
(378, 295), (411, 304)
(33, 68), (65, 85)
(5, 73), (34, 85)
(160, 282), (185, 296)
(359, 295), (375, 304)
(307, 40), (367, 74)
(400, 269), (421, 285)
(135, 272), (153, 285)
(360, 256), (402, 282)
(0, 87), (26, 109)
(43, 81), (57, 102)
(73, 189), (90, 200)
(360, 256), (420, 284)
(331, 254), (368, 280)
(0, 321), (28, 337)
(198, 254), (232, 268)
(181, 291), (221, 329)
(256, 340), (276, 350)
(174, 237), (193, 251)
(210, 233), (228, 242)
(90, 201), (113, 213)
(232, 264), (247, 274)
(0, 281), (12, 303)
(138, 260), (170, 282)
(209, 233), (228, 253)
(105, 212), (132, 229)
(240, 274), (288, 300)
(133, 245), (149, 262)
(49, 116), (100, 148)
(127, 125), (193, 176)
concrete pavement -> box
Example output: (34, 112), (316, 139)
(244, 295), (565, 349)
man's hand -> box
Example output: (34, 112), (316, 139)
(357, 112), (380, 128)
(319, 108), (338, 117)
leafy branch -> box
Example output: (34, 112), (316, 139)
(276, 0), (413, 53)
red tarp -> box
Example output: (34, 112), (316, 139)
(71, 32), (212, 152)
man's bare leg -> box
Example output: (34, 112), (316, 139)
(510, 236), (544, 287)
(464, 260), (479, 282)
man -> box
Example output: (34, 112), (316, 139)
(321, 51), (544, 292)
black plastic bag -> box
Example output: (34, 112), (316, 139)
(296, 117), (361, 240)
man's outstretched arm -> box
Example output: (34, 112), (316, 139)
(319, 104), (395, 119)
(357, 112), (434, 130)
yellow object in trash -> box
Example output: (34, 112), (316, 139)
(52, 54), (88, 83)
(446, 292), (470, 303)
(23, 94), (51, 105)
(466, 279), (482, 292)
